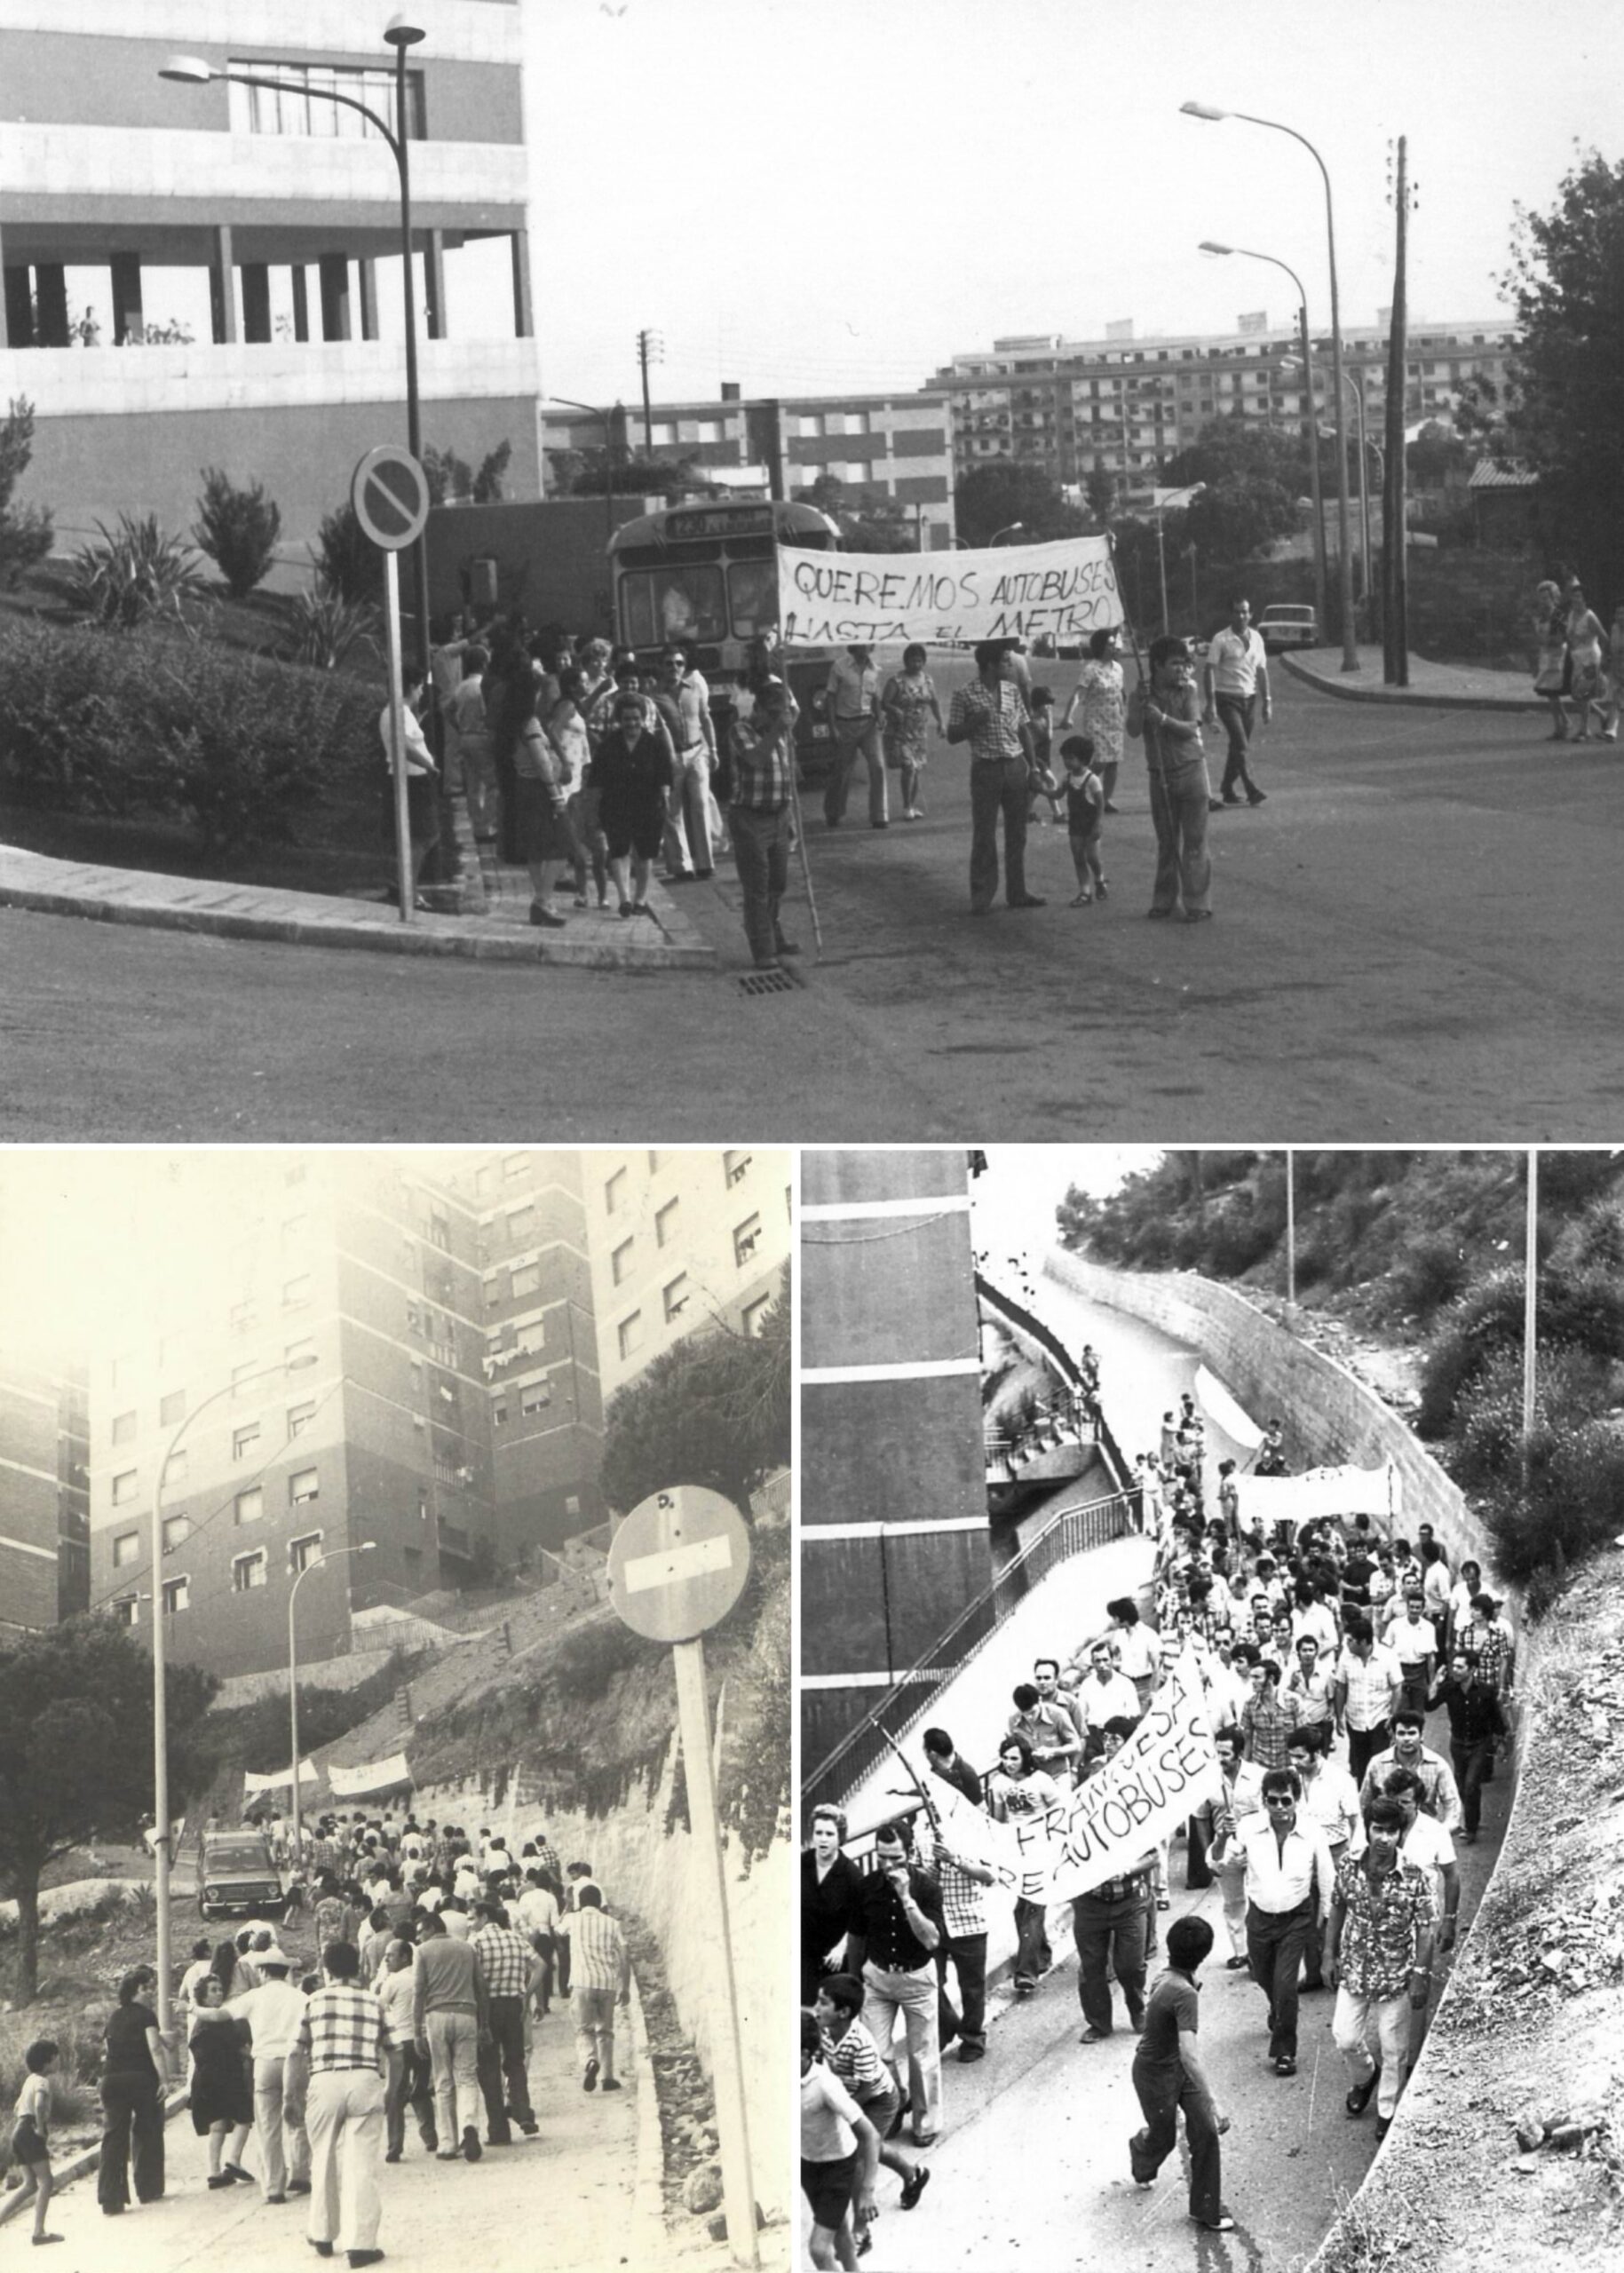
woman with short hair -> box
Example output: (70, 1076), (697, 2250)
(802, 1808), (864, 2007)
(187, 1975), (253, 2188)
(97, 1968), (170, 2215)
(880, 643), (944, 820)
(985, 1734), (1060, 1995)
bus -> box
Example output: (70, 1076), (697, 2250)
(606, 497), (843, 769)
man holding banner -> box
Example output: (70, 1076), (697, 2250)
(946, 642), (1044, 915)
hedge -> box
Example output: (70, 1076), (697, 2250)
(0, 614), (381, 856)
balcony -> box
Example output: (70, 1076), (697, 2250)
(0, 335), (539, 419)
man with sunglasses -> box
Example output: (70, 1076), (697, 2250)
(1208, 1767), (1334, 2078)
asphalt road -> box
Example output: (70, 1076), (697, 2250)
(4, 666), (1622, 1139)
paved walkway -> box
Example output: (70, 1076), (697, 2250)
(0, 837), (716, 970)
(1279, 643), (1549, 710)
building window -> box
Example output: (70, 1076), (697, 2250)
(663, 1274), (689, 1323)
(162, 1513), (190, 1553)
(162, 1575), (189, 1616)
(742, 1294), (773, 1338)
(233, 1422), (261, 1461)
(113, 1595), (139, 1628)
(112, 1469), (138, 1507)
(500, 1152), (528, 1183)
(733, 1213), (763, 1267)
(289, 1532), (324, 1575)
(234, 1486), (264, 1526)
(612, 1238), (635, 1285)
(111, 1409), (138, 1446)
(433, 1448), (458, 1483)
(289, 1469), (320, 1507)
(649, 421), (677, 446)
(285, 1338), (315, 1370)
(605, 1168), (628, 1215)
(511, 1263), (541, 1298)
(483, 1275), (501, 1310)
(112, 1529), (140, 1568)
(725, 1150), (752, 1187)
(283, 1275), (312, 1310)
(519, 1376), (551, 1415)
(506, 1203), (535, 1240)
(436, 1379), (456, 1406)
(564, 1494), (582, 1518)
(655, 1198), (679, 1248)
(617, 1312), (643, 1360)
(159, 1389), (186, 1426)
(288, 1400), (315, 1439)
(233, 1549), (267, 1592)
(227, 59), (424, 141)
(428, 1209), (451, 1251)
(492, 1400), (509, 1427)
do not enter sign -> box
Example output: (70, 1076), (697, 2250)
(353, 444), (431, 551)
(606, 1485), (751, 1643)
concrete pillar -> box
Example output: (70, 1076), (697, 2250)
(35, 262), (69, 347)
(510, 228), (533, 339)
(421, 229), (446, 341)
(290, 266), (310, 345)
(358, 257), (379, 342)
(318, 254), (352, 343)
(110, 250), (145, 344)
(209, 226), (238, 345)
(241, 262), (271, 345)
(2, 263), (34, 350)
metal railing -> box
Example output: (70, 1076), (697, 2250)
(802, 1485), (1139, 1818)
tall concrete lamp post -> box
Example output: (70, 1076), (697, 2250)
(288, 1541), (376, 1868)
(1182, 104), (1359, 672)
(147, 1352), (319, 2035)
(1198, 242), (1328, 638)
(160, 19), (432, 685)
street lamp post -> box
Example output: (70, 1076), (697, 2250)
(1199, 242), (1328, 638)
(1183, 103), (1359, 671)
(161, 20), (431, 687)
(989, 521), (1026, 547)
(147, 1352), (319, 2034)
(288, 1542), (376, 1868)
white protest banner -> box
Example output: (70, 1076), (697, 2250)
(329, 1752), (413, 1797)
(1244, 1462), (1400, 1529)
(983, 1651), (1224, 1905)
(243, 1761), (319, 1794)
(776, 534), (1120, 650)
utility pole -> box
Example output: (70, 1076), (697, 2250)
(637, 328), (664, 450)
(1522, 1147), (1539, 1485)
(1382, 138), (1412, 685)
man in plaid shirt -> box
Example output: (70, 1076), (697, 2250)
(283, 1939), (388, 2267)
(946, 640), (1042, 914)
(562, 1886), (630, 2091)
(918, 1791), (995, 2063)
(726, 676), (801, 970)
(470, 1900), (540, 2145)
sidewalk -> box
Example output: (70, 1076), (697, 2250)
(1280, 642), (1546, 711)
(0, 837), (717, 970)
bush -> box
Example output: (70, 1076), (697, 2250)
(63, 513), (207, 628)
(1478, 1420), (1624, 1588)
(283, 588), (381, 672)
(193, 467), (281, 599)
(0, 396), (52, 589)
(1391, 1232), (1467, 1319)
(0, 614), (378, 853)
(313, 501), (384, 608)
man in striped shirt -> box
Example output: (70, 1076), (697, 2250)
(470, 1900), (540, 2144)
(562, 1886), (630, 2092)
(283, 1939), (388, 2268)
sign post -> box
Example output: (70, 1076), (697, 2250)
(352, 447), (432, 924)
(607, 1487), (759, 2270)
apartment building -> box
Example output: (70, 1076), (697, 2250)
(540, 389), (957, 547)
(936, 318), (1517, 493)
(0, 0), (537, 558)
(586, 1148), (792, 1415)
(85, 1151), (602, 1683)
(0, 1345), (89, 1638)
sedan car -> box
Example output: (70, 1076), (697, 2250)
(198, 1831), (287, 1921)
(1256, 604), (1319, 653)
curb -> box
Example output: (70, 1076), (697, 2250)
(0, 2086), (192, 2229)
(0, 850), (717, 971)
(1279, 652), (1545, 713)
(625, 1968), (669, 2259)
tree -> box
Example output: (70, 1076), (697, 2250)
(598, 1265), (790, 1518)
(422, 443), (475, 507)
(1084, 468), (1119, 522)
(567, 447), (707, 501)
(1469, 149), (1624, 596)
(193, 467), (281, 600)
(802, 475), (920, 554)
(472, 440), (512, 504)
(0, 397), (54, 588)
(1164, 413), (1310, 495)
(1184, 475), (1300, 562)
(313, 499), (384, 606)
(1406, 421), (1471, 491)
(0, 1616), (218, 2001)
(954, 463), (1089, 547)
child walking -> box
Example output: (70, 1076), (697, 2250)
(12, 2039), (63, 2245)
(1059, 734), (1107, 905)
(1026, 687), (1065, 823)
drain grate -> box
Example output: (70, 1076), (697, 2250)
(737, 965), (800, 996)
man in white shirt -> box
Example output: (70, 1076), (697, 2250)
(515, 1869), (561, 2016)
(1387, 1594), (1440, 1719)
(1200, 597), (1271, 807)
(1208, 1768), (1335, 2074)
(1334, 1614), (1404, 1784)
(1357, 1709), (1463, 1833)
(1200, 1725), (1265, 1964)
(1286, 1729), (1362, 1989)
(230, 1944), (312, 2203)
(1074, 1641), (1144, 1742)
(822, 644), (887, 829)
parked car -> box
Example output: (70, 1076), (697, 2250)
(1256, 604), (1319, 653)
(198, 1829), (287, 1921)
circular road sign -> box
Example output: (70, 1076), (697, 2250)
(352, 444), (430, 551)
(606, 1485), (751, 1644)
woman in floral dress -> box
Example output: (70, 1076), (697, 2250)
(1062, 627), (1127, 811)
(880, 643), (944, 819)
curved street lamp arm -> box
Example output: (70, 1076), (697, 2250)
(218, 69), (403, 167)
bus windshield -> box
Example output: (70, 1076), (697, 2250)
(609, 501), (840, 658)
(621, 564), (727, 649)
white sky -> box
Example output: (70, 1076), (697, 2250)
(521, 0), (1624, 408)
(970, 1146), (1163, 1271)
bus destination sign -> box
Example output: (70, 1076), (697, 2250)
(665, 505), (775, 540)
